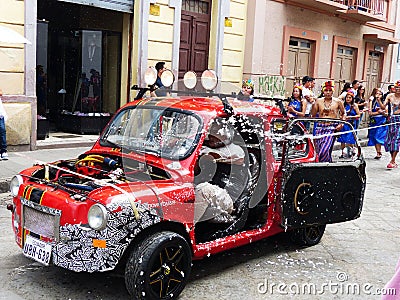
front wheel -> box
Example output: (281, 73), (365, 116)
(290, 224), (326, 246)
(125, 231), (192, 300)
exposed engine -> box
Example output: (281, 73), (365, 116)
(31, 154), (126, 194)
(30, 154), (171, 195)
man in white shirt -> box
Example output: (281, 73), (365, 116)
(301, 76), (316, 116)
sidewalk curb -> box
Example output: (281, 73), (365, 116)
(36, 141), (94, 150)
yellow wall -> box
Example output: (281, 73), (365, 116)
(221, 0), (247, 84)
(0, 0), (25, 95)
(5, 103), (31, 145)
(0, 0), (31, 147)
(140, 0), (247, 84)
(148, 1), (174, 70)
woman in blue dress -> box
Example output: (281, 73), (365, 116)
(338, 91), (360, 158)
(367, 88), (388, 159)
(287, 84), (306, 118)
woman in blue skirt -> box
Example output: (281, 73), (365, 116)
(338, 91), (360, 158)
(367, 88), (388, 159)
(380, 80), (400, 168)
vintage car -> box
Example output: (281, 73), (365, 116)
(7, 69), (366, 300)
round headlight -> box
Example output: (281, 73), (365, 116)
(160, 69), (175, 87)
(183, 71), (197, 89)
(88, 204), (108, 230)
(201, 69), (218, 91)
(144, 67), (158, 86)
(10, 175), (23, 197)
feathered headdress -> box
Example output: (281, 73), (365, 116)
(242, 79), (254, 88)
(394, 80), (400, 87)
(322, 80), (335, 92)
(293, 83), (303, 90)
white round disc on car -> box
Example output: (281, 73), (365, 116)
(160, 69), (175, 87)
(183, 71), (197, 89)
(201, 69), (218, 91)
(88, 204), (108, 230)
(144, 67), (157, 85)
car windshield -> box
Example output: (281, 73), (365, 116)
(101, 107), (202, 160)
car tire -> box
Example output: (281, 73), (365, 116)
(125, 231), (192, 300)
(290, 224), (326, 246)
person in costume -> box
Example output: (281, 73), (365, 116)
(287, 84), (306, 118)
(311, 81), (346, 162)
(380, 80), (400, 168)
(337, 91), (360, 158)
(237, 79), (254, 102)
(367, 88), (388, 160)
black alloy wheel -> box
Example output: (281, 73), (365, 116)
(125, 231), (192, 300)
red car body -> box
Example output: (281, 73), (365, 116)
(8, 95), (366, 299)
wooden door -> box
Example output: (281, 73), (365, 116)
(286, 38), (312, 96)
(365, 51), (382, 96)
(335, 46), (355, 97)
(179, 0), (211, 78)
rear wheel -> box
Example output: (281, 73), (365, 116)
(125, 231), (192, 300)
(290, 224), (326, 246)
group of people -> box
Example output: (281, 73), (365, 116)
(368, 82), (400, 169)
(150, 63), (400, 168)
(285, 76), (400, 168)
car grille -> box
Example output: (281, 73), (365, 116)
(21, 198), (61, 241)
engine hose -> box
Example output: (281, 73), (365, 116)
(63, 182), (95, 192)
(76, 155), (118, 168)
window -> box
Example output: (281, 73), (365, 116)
(182, 0), (210, 14)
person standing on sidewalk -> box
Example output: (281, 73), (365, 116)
(0, 89), (8, 160)
(380, 80), (400, 169)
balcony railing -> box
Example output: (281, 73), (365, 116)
(330, 0), (384, 15)
(286, 0), (387, 23)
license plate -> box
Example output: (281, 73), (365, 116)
(23, 235), (52, 266)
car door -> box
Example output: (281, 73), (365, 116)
(279, 119), (366, 228)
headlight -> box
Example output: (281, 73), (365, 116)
(88, 204), (108, 230)
(10, 175), (23, 197)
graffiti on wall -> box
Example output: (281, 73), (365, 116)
(257, 75), (286, 97)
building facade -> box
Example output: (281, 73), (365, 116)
(0, 0), (35, 150)
(1, 0), (248, 149)
(244, 0), (400, 98)
(131, 0), (247, 95)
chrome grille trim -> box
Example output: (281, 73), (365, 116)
(21, 197), (61, 242)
